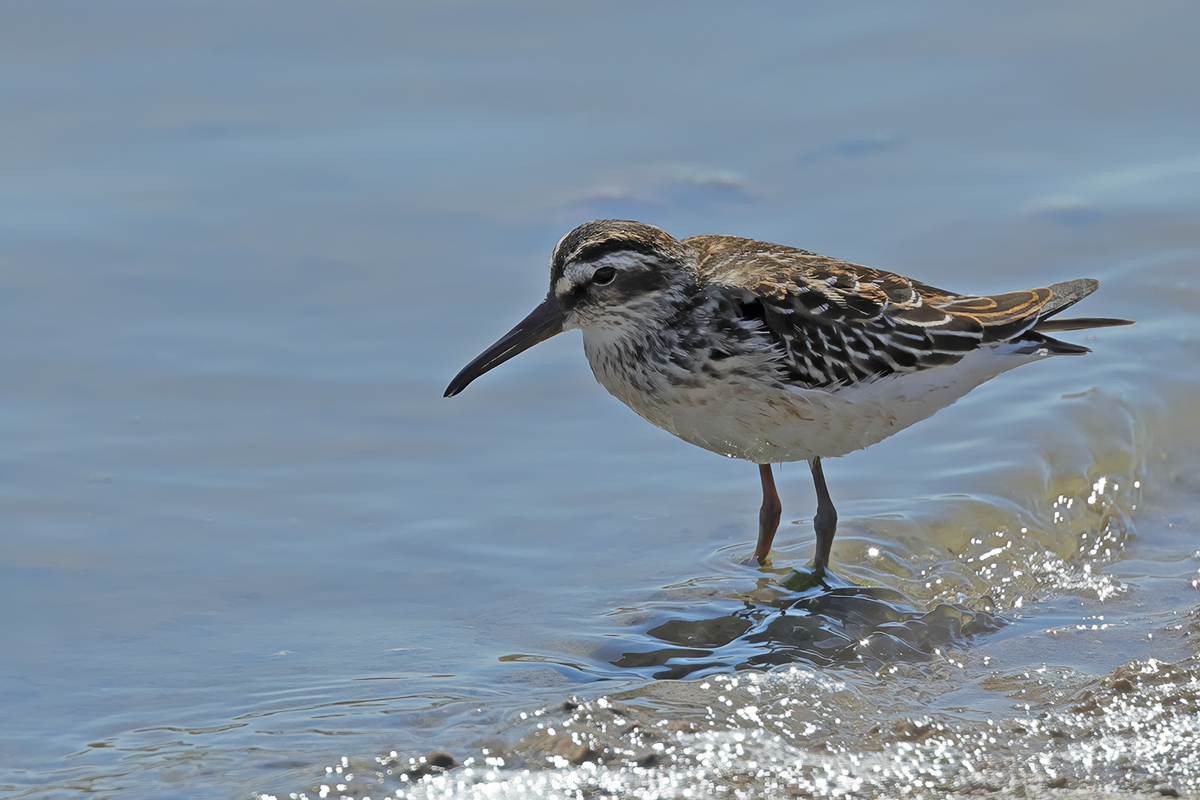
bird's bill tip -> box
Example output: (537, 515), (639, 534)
(443, 294), (565, 397)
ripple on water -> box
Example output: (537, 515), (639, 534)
(255, 359), (1200, 800)
(592, 439), (1142, 682)
(264, 644), (1200, 799)
(608, 577), (1004, 680)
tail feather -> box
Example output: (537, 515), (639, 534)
(1034, 316), (1135, 333)
(1019, 278), (1133, 354)
(1038, 278), (1100, 319)
(1027, 335), (1092, 356)
(1034, 279), (1134, 333)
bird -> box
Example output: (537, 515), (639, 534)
(444, 220), (1132, 572)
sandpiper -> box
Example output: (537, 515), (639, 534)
(445, 220), (1132, 571)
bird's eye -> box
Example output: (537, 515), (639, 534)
(592, 266), (617, 285)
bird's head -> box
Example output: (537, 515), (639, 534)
(444, 220), (690, 397)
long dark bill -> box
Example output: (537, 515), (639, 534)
(444, 294), (565, 397)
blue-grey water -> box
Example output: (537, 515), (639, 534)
(2, 2), (1198, 798)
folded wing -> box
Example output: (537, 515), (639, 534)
(691, 237), (1132, 390)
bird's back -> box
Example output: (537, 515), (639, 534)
(683, 235), (1129, 391)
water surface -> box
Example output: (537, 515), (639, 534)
(2, 2), (1198, 798)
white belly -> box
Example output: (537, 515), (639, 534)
(585, 337), (1047, 464)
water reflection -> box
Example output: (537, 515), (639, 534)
(5, 1), (1198, 797)
(615, 574), (1004, 679)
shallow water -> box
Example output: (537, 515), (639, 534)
(2, 2), (1198, 798)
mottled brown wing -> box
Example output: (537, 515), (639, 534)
(688, 235), (1071, 389)
(934, 278), (1102, 332)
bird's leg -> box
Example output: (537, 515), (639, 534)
(754, 463), (781, 564)
(809, 457), (837, 572)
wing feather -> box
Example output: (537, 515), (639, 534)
(686, 235), (1124, 390)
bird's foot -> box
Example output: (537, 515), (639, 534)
(744, 550), (772, 567)
(781, 564), (840, 593)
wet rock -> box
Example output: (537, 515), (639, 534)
(892, 719), (935, 742)
(550, 736), (601, 765)
(1110, 676), (1135, 693)
(403, 751), (457, 779)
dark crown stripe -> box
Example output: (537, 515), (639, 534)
(573, 238), (665, 264)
